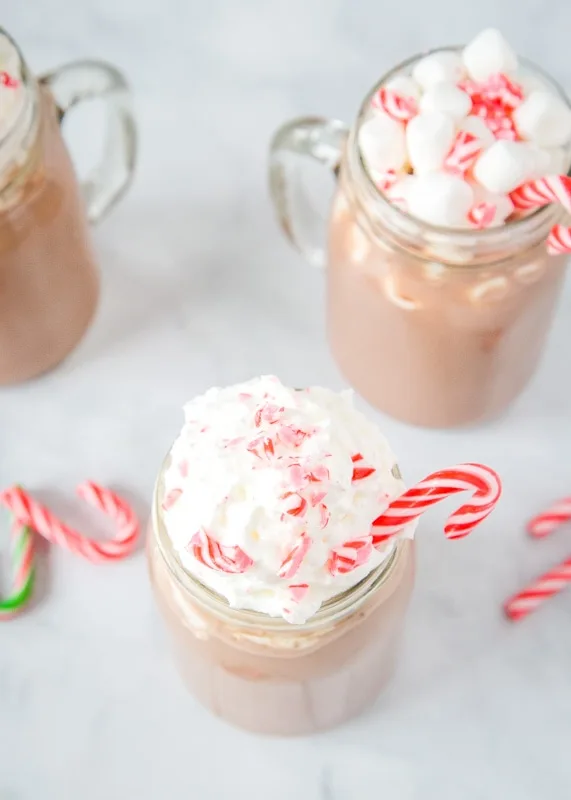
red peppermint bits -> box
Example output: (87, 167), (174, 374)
(0, 71), (19, 89)
(327, 536), (373, 576)
(351, 453), (376, 482)
(162, 488), (183, 511)
(189, 530), (253, 574)
(282, 492), (308, 518)
(277, 533), (311, 579)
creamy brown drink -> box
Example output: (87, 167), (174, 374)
(0, 29), (136, 384)
(148, 377), (417, 735)
(270, 29), (571, 427)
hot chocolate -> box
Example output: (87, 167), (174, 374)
(0, 29), (136, 384)
(148, 377), (417, 734)
(270, 29), (571, 427)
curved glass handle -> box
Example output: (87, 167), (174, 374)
(40, 60), (137, 224)
(269, 116), (349, 268)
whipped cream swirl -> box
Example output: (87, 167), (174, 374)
(161, 376), (416, 624)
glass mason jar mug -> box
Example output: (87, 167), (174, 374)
(269, 50), (571, 428)
(148, 459), (415, 736)
(0, 28), (136, 384)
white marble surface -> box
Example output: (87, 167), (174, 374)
(2, 2), (571, 798)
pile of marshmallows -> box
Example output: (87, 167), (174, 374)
(359, 28), (571, 229)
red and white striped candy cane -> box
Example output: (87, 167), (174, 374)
(189, 529), (253, 574)
(0, 483), (140, 563)
(509, 176), (571, 212)
(546, 224), (571, 255)
(527, 497), (571, 538)
(370, 463), (502, 546)
(504, 556), (571, 621)
(507, 176), (571, 256)
(444, 131), (483, 175)
(467, 202), (497, 229)
(371, 88), (417, 122)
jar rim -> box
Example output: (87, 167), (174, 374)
(0, 27), (35, 153)
(151, 454), (405, 633)
(347, 46), (570, 261)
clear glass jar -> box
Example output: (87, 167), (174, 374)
(148, 460), (415, 735)
(0, 28), (137, 384)
(269, 50), (570, 428)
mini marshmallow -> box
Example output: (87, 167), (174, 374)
(358, 113), (408, 173)
(513, 91), (571, 148)
(420, 82), (472, 121)
(517, 70), (557, 98)
(473, 140), (537, 194)
(469, 276), (509, 304)
(384, 75), (421, 103)
(412, 51), (466, 90)
(462, 28), (518, 82)
(407, 172), (474, 227)
(528, 145), (569, 176)
(385, 174), (417, 208)
(471, 185), (514, 226)
(384, 274), (421, 310)
(457, 115), (495, 148)
(406, 112), (455, 174)
(514, 261), (546, 285)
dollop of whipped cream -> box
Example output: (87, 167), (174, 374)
(161, 376), (416, 624)
(0, 32), (25, 143)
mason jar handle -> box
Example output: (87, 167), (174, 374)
(40, 60), (137, 224)
(268, 116), (349, 268)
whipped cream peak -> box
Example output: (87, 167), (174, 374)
(161, 377), (416, 624)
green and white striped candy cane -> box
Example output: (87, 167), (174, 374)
(0, 520), (35, 621)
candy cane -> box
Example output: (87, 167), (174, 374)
(506, 176), (571, 255)
(546, 224), (571, 255)
(189, 529), (253, 574)
(509, 176), (571, 212)
(370, 463), (502, 546)
(0, 483), (139, 563)
(0, 522), (35, 621)
(504, 556), (571, 621)
(371, 88), (417, 122)
(467, 202), (496, 229)
(327, 536), (373, 576)
(527, 497), (571, 538)
(277, 532), (311, 579)
(444, 131), (483, 175)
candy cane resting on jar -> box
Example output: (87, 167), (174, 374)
(269, 28), (571, 427)
(147, 376), (501, 735)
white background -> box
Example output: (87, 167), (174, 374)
(1, 2), (571, 798)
